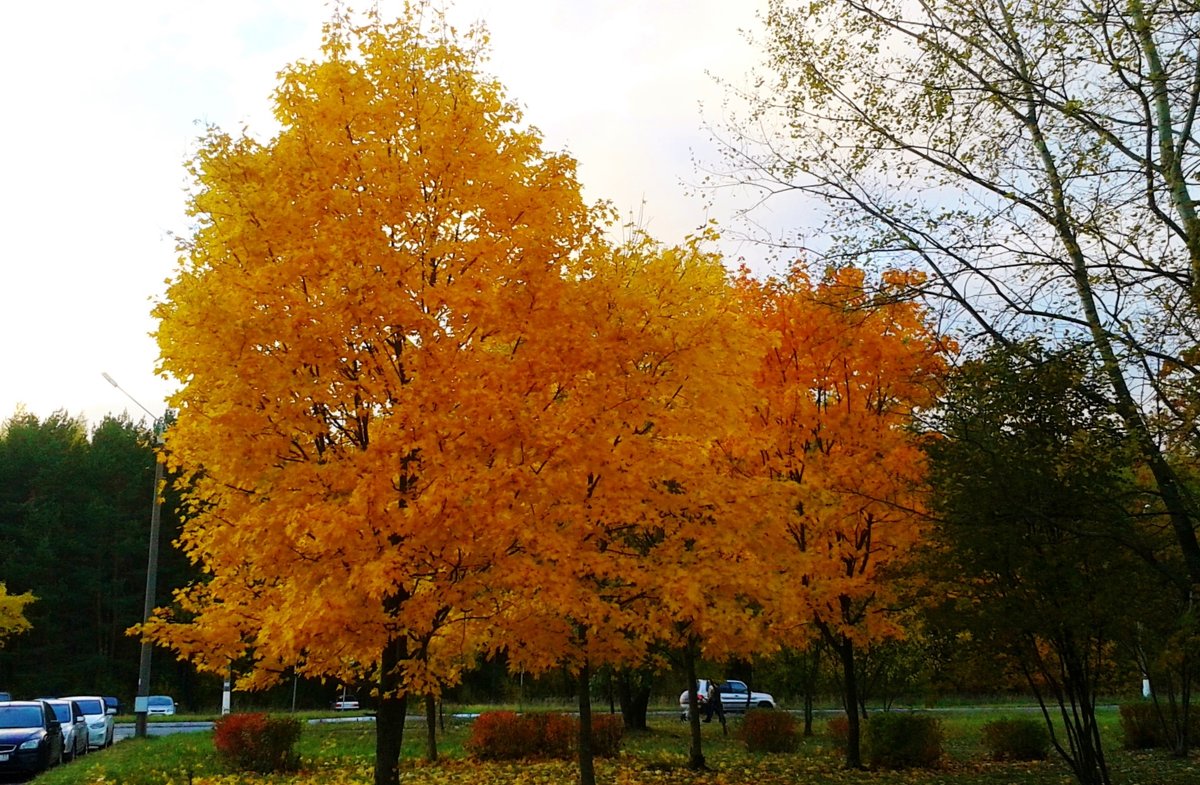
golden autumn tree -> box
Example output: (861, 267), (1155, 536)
(733, 265), (953, 769)
(483, 229), (768, 779)
(147, 8), (603, 785)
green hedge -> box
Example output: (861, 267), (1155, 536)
(981, 717), (1050, 760)
(865, 713), (942, 769)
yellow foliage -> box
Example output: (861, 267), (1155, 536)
(151, 7), (601, 688)
(0, 583), (34, 646)
(145, 2), (951, 719)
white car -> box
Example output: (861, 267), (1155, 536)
(45, 700), (88, 761)
(59, 696), (113, 749)
(146, 695), (176, 716)
(679, 679), (777, 719)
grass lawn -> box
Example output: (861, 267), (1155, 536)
(27, 707), (1200, 785)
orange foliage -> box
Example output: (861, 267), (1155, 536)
(732, 264), (953, 646)
(147, 8), (604, 693)
(144, 5), (764, 706)
(142, 6), (947, 738)
(486, 229), (768, 674)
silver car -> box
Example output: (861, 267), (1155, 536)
(45, 701), (88, 760)
(58, 696), (113, 749)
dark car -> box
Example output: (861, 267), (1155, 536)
(0, 701), (63, 775)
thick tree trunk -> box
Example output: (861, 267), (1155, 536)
(374, 631), (409, 785)
(616, 668), (650, 730)
(424, 693), (438, 762)
(577, 661), (596, 785)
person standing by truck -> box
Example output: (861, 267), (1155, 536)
(703, 680), (726, 732)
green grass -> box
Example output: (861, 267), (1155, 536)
(27, 707), (1200, 785)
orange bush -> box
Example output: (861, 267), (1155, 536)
(466, 712), (542, 760)
(466, 711), (624, 760)
(212, 712), (301, 773)
(590, 714), (624, 758)
(740, 709), (797, 753)
(532, 713), (575, 759)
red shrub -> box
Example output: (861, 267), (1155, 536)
(740, 709), (798, 753)
(466, 711), (541, 760)
(466, 711), (624, 760)
(212, 712), (301, 773)
(590, 714), (624, 758)
(533, 713), (575, 759)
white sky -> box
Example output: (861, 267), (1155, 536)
(0, 0), (791, 429)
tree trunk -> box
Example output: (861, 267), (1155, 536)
(424, 693), (438, 762)
(684, 640), (706, 770)
(1023, 631), (1111, 785)
(374, 632), (409, 785)
(616, 668), (650, 731)
(832, 634), (862, 769)
(797, 643), (823, 737)
(577, 661), (596, 785)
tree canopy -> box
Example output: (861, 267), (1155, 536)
(148, 6), (953, 784)
(722, 0), (1200, 602)
(732, 264), (952, 766)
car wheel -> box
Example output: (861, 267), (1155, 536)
(757, 701), (774, 709)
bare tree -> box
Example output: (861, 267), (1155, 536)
(716, 0), (1200, 591)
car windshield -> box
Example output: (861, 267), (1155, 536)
(47, 703), (71, 722)
(148, 696), (172, 707)
(0, 706), (42, 729)
(74, 699), (103, 714)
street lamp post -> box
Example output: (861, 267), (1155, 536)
(102, 373), (164, 740)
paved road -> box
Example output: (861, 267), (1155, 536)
(114, 721), (213, 742)
(114, 715), (379, 743)
(116, 705), (1076, 743)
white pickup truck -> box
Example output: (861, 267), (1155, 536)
(678, 679), (777, 719)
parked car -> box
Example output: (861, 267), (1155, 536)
(0, 700), (64, 775)
(332, 686), (359, 711)
(59, 695), (114, 749)
(45, 700), (88, 761)
(678, 679), (776, 719)
(146, 695), (176, 716)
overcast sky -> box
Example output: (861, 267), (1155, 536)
(0, 0), (793, 428)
